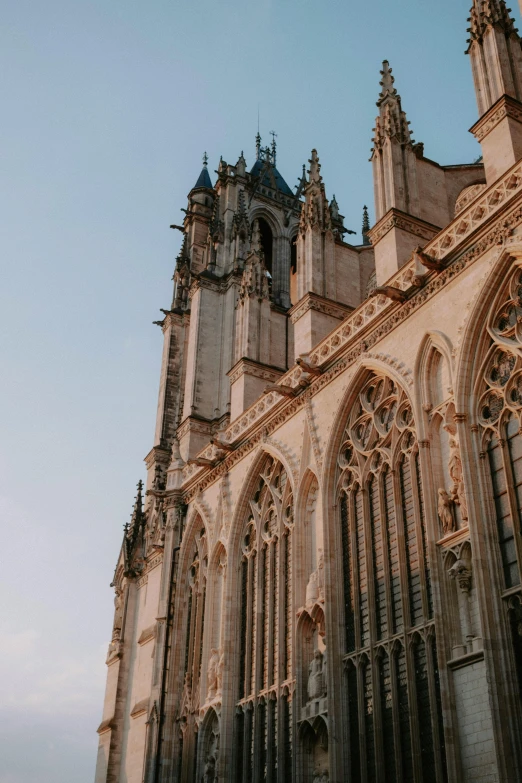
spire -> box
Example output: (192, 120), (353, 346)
(467, 0), (518, 48)
(308, 149), (322, 184)
(256, 131), (262, 160)
(330, 195), (340, 222)
(466, 0), (522, 116)
(362, 205), (371, 245)
(193, 152), (213, 190)
(376, 60), (398, 107)
(372, 61), (413, 152)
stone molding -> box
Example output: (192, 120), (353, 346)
(180, 197), (522, 499)
(227, 357), (284, 386)
(96, 717), (115, 735)
(367, 208), (441, 246)
(288, 292), (353, 324)
(130, 699), (149, 719)
(137, 624), (157, 646)
(177, 416), (214, 441)
(470, 94), (522, 142)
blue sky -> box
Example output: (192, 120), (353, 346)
(0, 1), (509, 781)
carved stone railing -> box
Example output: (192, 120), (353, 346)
(181, 159), (522, 482)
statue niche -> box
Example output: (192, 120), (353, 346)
(307, 649), (327, 701)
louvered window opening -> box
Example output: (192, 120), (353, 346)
(236, 457), (294, 782)
(338, 373), (446, 782)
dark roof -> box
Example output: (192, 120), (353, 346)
(193, 166), (213, 190)
(249, 159), (293, 197)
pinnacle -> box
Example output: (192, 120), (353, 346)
(250, 219), (264, 256)
(377, 60), (398, 107)
(362, 205), (371, 245)
(466, 0), (518, 50)
(308, 149), (322, 184)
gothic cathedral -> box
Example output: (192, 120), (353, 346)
(95, 3), (522, 782)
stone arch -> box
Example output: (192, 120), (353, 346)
(321, 360), (447, 781)
(454, 242), (521, 416)
(200, 541), (227, 708)
(450, 239), (522, 778)
(227, 444), (295, 564)
(196, 706), (220, 783)
(294, 469), (321, 616)
(248, 204), (293, 307)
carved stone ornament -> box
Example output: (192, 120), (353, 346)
(307, 649), (327, 701)
(448, 438), (469, 522)
(438, 488), (455, 536)
(448, 559), (472, 593)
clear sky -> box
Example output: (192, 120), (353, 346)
(0, 1), (512, 781)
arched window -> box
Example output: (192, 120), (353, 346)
(257, 218), (274, 278)
(178, 523), (208, 782)
(476, 265), (522, 691)
(235, 456), (294, 782)
(338, 372), (446, 781)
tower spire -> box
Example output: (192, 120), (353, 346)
(193, 153), (213, 190)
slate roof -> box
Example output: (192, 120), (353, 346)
(249, 159), (293, 196)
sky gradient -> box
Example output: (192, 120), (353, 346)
(0, 1), (512, 781)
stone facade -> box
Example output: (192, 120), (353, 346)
(95, 3), (522, 782)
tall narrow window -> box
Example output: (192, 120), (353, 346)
(236, 457), (294, 782)
(338, 373), (445, 779)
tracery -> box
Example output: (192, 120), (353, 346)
(476, 266), (522, 695)
(178, 523), (208, 781)
(235, 455), (294, 783)
(338, 372), (446, 782)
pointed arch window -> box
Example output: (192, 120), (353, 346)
(235, 456), (294, 782)
(337, 373), (446, 781)
(476, 266), (522, 699)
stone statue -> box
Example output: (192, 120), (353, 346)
(216, 651), (224, 695)
(448, 438), (468, 522)
(317, 550), (325, 601)
(437, 488), (455, 535)
(203, 756), (215, 783)
(113, 588), (124, 636)
(207, 649), (220, 699)
(308, 650), (326, 700)
(306, 570), (319, 608)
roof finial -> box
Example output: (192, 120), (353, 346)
(362, 205), (371, 245)
(202, 151), (208, 168)
(270, 130), (277, 165)
(256, 131), (261, 160)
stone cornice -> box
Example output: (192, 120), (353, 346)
(288, 292), (353, 324)
(227, 357), (284, 386)
(144, 445), (171, 470)
(470, 94), (522, 142)
(177, 416), (214, 441)
(189, 269), (242, 298)
(367, 208), (441, 246)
